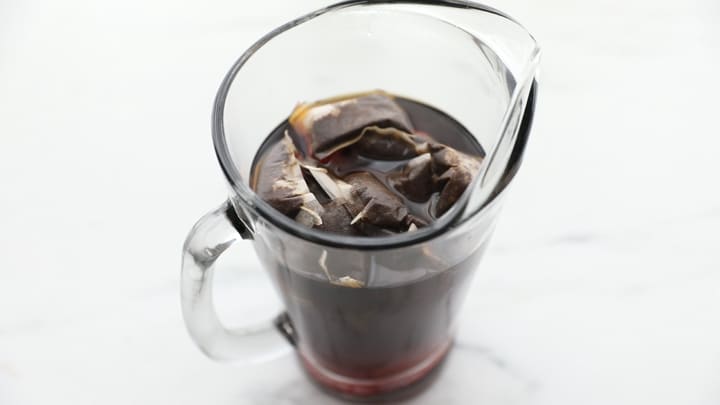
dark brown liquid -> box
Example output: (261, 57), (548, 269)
(258, 238), (491, 399)
(251, 97), (487, 397)
(284, 244), (486, 376)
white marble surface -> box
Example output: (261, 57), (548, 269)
(1, 0), (719, 404)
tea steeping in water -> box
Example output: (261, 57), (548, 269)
(251, 91), (484, 236)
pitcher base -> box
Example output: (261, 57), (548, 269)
(298, 340), (453, 402)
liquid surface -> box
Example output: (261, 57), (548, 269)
(251, 95), (486, 233)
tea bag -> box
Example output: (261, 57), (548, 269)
(253, 132), (324, 224)
(390, 153), (435, 202)
(302, 167), (360, 235)
(317, 200), (358, 235)
(344, 172), (409, 232)
(289, 92), (414, 159)
(354, 126), (428, 160)
(430, 145), (482, 216)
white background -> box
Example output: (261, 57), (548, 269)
(1, 0), (719, 404)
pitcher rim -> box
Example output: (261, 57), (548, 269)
(211, 0), (537, 249)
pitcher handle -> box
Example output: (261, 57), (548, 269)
(181, 201), (291, 362)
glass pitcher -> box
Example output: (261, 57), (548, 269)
(181, 1), (540, 401)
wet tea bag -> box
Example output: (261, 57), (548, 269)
(390, 153), (435, 202)
(289, 92), (414, 159)
(344, 172), (409, 232)
(253, 132), (324, 225)
(303, 168), (409, 236)
(317, 200), (358, 235)
(430, 145), (482, 216)
(301, 166), (360, 235)
(354, 126), (428, 160)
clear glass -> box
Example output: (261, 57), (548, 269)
(181, 1), (539, 401)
